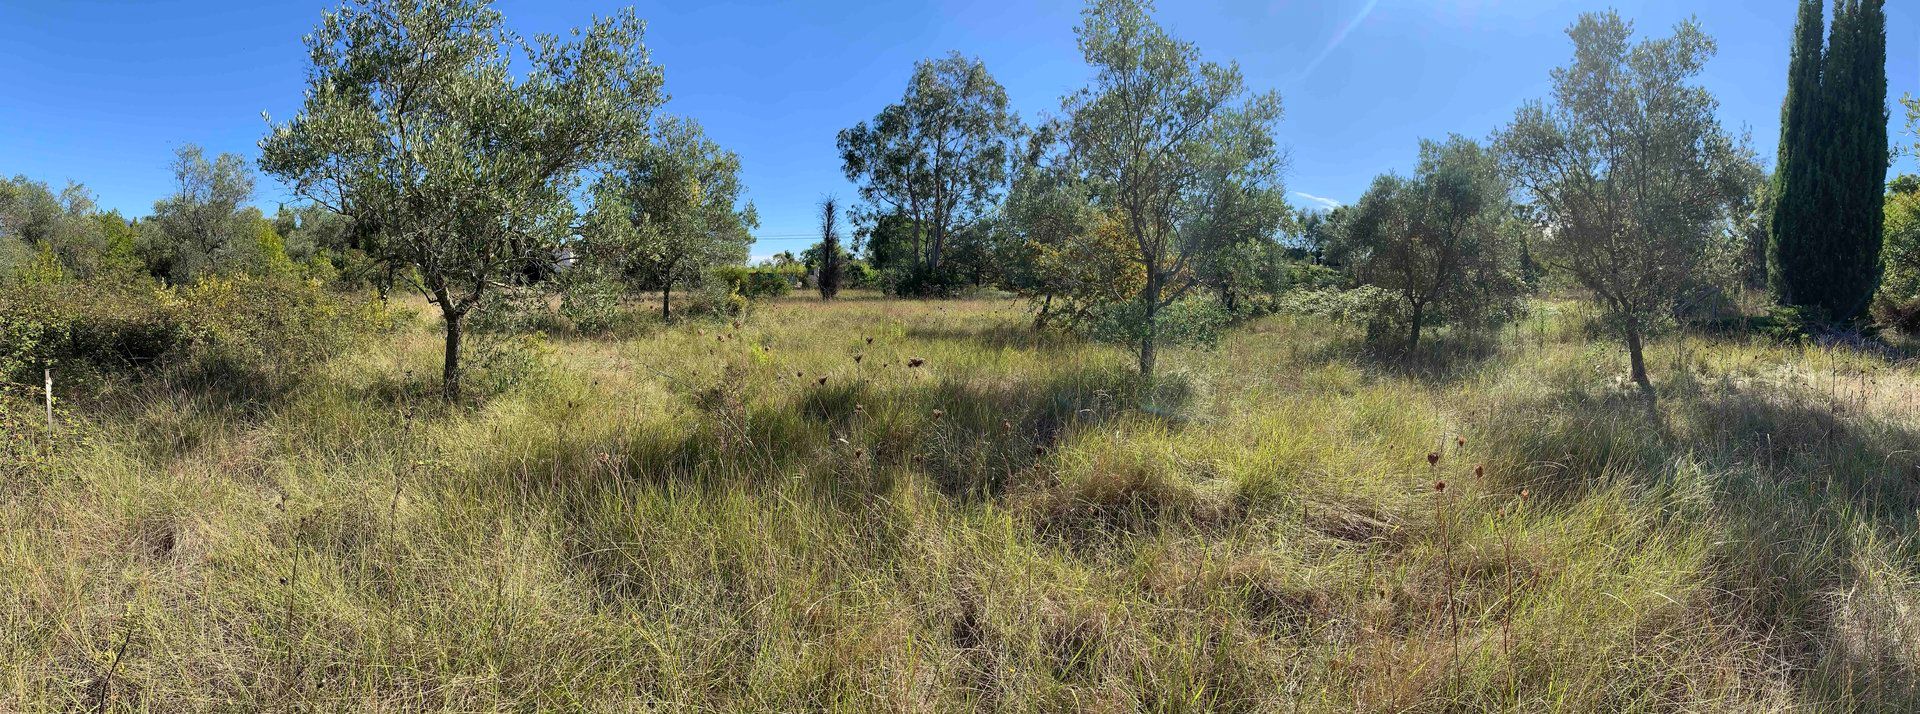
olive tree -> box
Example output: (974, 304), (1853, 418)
(146, 144), (255, 282)
(1497, 12), (1749, 393)
(1061, 0), (1285, 376)
(260, 0), (663, 400)
(1331, 135), (1523, 351)
(583, 116), (755, 320)
(0, 177), (119, 279)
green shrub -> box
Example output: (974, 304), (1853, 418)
(682, 281), (749, 319)
(468, 332), (551, 395)
(559, 277), (624, 335)
(0, 274), (385, 396)
(1083, 294), (1232, 349)
(0, 280), (189, 389)
(468, 286), (563, 335)
(714, 265), (793, 300)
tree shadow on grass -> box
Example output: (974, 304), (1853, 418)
(796, 365), (1189, 499)
(898, 322), (1088, 353)
(482, 362), (1193, 612)
(1299, 328), (1511, 386)
(1469, 375), (1920, 708)
(478, 362), (1191, 507)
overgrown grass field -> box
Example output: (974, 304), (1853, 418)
(5, 293), (1919, 711)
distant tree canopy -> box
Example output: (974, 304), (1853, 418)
(583, 116), (757, 321)
(1769, 0), (1889, 323)
(1500, 11), (1751, 392)
(998, 162), (1143, 329)
(837, 52), (1023, 296)
(260, 0), (664, 401)
(0, 176), (126, 281)
(1330, 135), (1524, 350)
(145, 145), (255, 283)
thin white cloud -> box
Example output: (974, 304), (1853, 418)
(1292, 191), (1342, 210)
(1297, 0), (1381, 83)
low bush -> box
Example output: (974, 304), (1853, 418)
(714, 265), (793, 299)
(0, 274), (385, 397)
(1082, 294), (1233, 350)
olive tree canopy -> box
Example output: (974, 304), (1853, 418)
(260, 0), (664, 400)
(1498, 12), (1749, 392)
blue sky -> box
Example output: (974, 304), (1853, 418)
(1, 0), (1914, 260)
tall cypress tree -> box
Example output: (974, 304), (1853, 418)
(1823, 0), (1888, 321)
(1770, 0), (1890, 322)
(1768, 0), (1827, 311)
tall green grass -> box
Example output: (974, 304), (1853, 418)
(2, 293), (1916, 711)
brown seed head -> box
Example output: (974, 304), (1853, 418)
(931, 409), (945, 421)
(817, 376), (828, 386)
(1456, 436), (1466, 448)
(853, 354), (863, 363)
(1427, 451), (1440, 465)
(908, 357), (926, 368)
(1474, 464), (1485, 478)
(1434, 480), (1447, 492)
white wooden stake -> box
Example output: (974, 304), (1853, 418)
(44, 368), (53, 432)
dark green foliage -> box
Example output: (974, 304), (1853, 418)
(836, 53), (1022, 297)
(1872, 176), (1920, 331)
(714, 265), (795, 299)
(0, 275), (382, 397)
(1769, 0), (1889, 322)
(816, 197), (843, 299)
(1329, 135), (1526, 350)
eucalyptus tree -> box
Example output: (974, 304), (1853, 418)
(837, 52), (1022, 294)
(583, 116), (756, 320)
(260, 0), (664, 400)
(1498, 12), (1750, 393)
(1060, 0), (1285, 376)
(1332, 136), (1522, 350)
